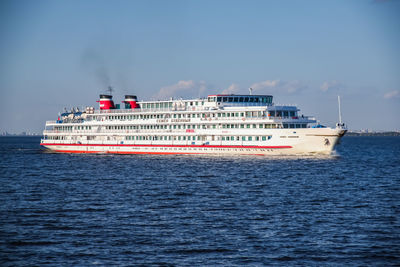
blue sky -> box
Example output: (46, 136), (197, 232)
(1, 0), (399, 133)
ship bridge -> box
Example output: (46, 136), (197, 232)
(207, 94), (273, 107)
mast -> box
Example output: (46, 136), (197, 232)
(107, 86), (114, 95)
(338, 95), (342, 124)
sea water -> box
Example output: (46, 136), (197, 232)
(0, 136), (399, 266)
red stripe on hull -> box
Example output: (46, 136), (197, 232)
(49, 150), (268, 156)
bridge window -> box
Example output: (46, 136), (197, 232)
(217, 97), (221, 102)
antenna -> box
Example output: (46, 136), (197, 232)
(107, 86), (114, 95)
(249, 88), (253, 95)
(338, 95), (342, 124)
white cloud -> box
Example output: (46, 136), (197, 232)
(250, 80), (306, 94)
(221, 83), (241, 94)
(320, 80), (342, 92)
(383, 90), (400, 99)
(281, 80), (307, 93)
(250, 80), (280, 92)
(154, 80), (208, 99)
(154, 79), (308, 100)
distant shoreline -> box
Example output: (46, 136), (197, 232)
(0, 135), (42, 137)
(346, 132), (400, 137)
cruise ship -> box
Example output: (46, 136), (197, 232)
(40, 92), (347, 155)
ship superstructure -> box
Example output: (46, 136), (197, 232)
(41, 93), (346, 155)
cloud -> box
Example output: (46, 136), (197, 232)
(221, 83), (241, 94)
(320, 80), (343, 92)
(250, 80), (307, 94)
(154, 79), (308, 100)
(250, 80), (280, 91)
(154, 80), (208, 99)
(383, 90), (400, 99)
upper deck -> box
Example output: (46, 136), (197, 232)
(46, 93), (315, 126)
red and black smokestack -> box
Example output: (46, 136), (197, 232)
(96, 94), (115, 110)
(123, 95), (139, 109)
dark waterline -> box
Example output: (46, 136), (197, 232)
(0, 136), (399, 266)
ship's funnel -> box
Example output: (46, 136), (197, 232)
(96, 94), (115, 110)
(123, 95), (139, 109)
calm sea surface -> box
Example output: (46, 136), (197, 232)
(0, 136), (399, 266)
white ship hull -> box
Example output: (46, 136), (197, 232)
(41, 93), (347, 156)
(41, 128), (346, 155)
